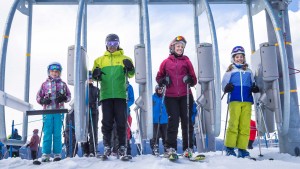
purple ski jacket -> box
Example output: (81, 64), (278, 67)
(36, 76), (71, 109)
(28, 133), (40, 151)
(156, 54), (197, 97)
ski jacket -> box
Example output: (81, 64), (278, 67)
(7, 134), (22, 151)
(92, 49), (135, 101)
(156, 54), (197, 97)
(36, 76), (71, 109)
(222, 64), (254, 103)
(28, 133), (40, 151)
(89, 83), (100, 110)
(0, 142), (4, 151)
(249, 120), (257, 141)
(127, 83), (134, 115)
(152, 93), (168, 124)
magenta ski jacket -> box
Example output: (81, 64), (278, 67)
(36, 76), (71, 109)
(156, 54), (197, 97)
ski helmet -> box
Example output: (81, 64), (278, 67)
(47, 62), (62, 75)
(105, 34), (120, 47)
(155, 85), (163, 93)
(231, 46), (246, 63)
(169, 36), (187, 54)
(33, 129), (39, 134)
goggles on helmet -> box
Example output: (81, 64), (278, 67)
(232, 46), (245, 53)
(48, 64), (61, 71)
(175, 36), (184, 41)
(106, 41), (120, 47)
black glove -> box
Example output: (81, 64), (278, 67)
(224, 83), (234, 93)
(40, 97), (51, 105)
(251, 84), (260, 93)
(183, 75), (193, 85)
(92, 68), (105, 81)
(55, 92), (67, 104)
(26, 144), (30, 148)
(123, 59), (134, 72)
(159, 76), (171, 87)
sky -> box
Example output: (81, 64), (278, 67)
(0, 1), (300, 144)
(1, 147), (300, 169)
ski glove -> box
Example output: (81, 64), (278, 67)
(55, 92), (67, 104)
(251, 84), (260, 93)
(40, 97), (51, 105)
(183, 75), (193, 85)
(224, 83), (234, 93)
(92, 68), (105, 81)
(159, 75), (171, 87)
(26, 144), (30, 148)
(123, 59), (134, 72)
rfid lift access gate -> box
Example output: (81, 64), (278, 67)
(1, 0), (299, 156)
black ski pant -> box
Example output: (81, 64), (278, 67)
(150, 123), (167, 151)
(82, 109), (99, 155)
(164, 95), (194, 151)
(31, 150), (37, 160)
(101, 98), (127, 148)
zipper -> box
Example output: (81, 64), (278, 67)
(239, 70), (243, 102)
(110, 53), (114, 98)
(175, 59), (179, 96)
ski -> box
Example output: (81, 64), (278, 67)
(96, 154), (108, 161)
(120, 155), (132, 161)
(250, 157), (274, 161)
(189, 154), (206, 162)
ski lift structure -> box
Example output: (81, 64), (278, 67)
(0, 0), (299, 156)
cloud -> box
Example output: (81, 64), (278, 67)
(0, 3), (299, 139)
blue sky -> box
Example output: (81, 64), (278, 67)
(0, 1), (299, 140)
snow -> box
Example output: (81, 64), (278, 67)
(1, 147), (300, 169)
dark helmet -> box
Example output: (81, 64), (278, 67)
(169, 36), (187, 54)
(105, 34), (119, 44)
(14, 129), (18, 133)
(33, 129), (39, 134)
(155, 85), (163, 93)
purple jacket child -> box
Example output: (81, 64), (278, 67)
(28, 129), (40, 151)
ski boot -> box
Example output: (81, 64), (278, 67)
(237, 149), (250, 158)
(89, 153), (95, 157)
(41, 154), (51, 162)
(183, 148), (193, 158)
(167, 148), (178, 161)
(152, 144), (159, 156)
(53, 154), (61, 161)
(225, 147), (237, 157)
(83, 153), (88, 157)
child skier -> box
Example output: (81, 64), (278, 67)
(92, 33), (135, 158)
(36, 62), (71, 162)
(222, 46), (259, 158)
(156, 36), (197, 159)
(248, 119), (257, 149)
(26, 129), (40, 162)
(150, 85), (168, 155)
(82, 71), (100, 157)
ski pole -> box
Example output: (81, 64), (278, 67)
(187, 83), (191, 152)
(37, 122), (44, 159)
(89, 108), (97, 156)
(222, 104), (230, 155)
(124, 69), (129, 156)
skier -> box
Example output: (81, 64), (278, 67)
(36, 62), (71, 162)
(64, 108), (77, 157)
(111, 82), (135, 156)
(156, 36), (197, 159)
(7, 129), (22, 157)
(0, 141), (3, 160)
(248, 120), (257, 149)
(82, 71), (100, 157)
(26, 129), (40, 162)
(222, 46), (259, 158)
(92, 33), (135, 158)
(150, 85), (168, 155)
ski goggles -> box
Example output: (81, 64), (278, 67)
(48, 64), (61, 71)
(232, 46), (245, 53)
(106, 41), (120, 47)
(175, 36), (185, 41)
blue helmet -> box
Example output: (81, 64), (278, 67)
(231, 46), (246, 63)
(47, 62), (62, 75)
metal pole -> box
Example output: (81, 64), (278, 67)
(246, 1), (256, 54)
(141, 0), (153, 139)
(83, 2), (87, 50)
(0, 0), (21, 142)
(193, 1), (200, 47)
(9, 120), (14, 157)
